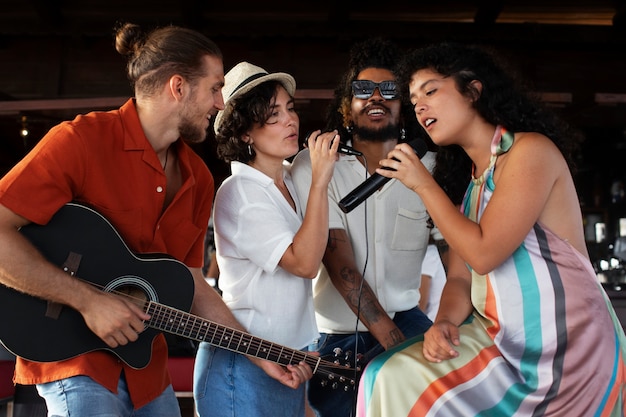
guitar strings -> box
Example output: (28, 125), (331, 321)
(99, 287), (316, 367)
(87, 281), (355, 387)
(144, 300), (356, 386)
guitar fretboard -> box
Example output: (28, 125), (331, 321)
(144, 301), (323, 371)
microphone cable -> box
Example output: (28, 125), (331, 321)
(349, 154), (370, 416)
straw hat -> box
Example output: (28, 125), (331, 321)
(213, 61), (296, 133)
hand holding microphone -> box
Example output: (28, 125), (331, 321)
(305, 131), (363, 156)
(306, 130), (341, 190)
(338, 139), (428, 213)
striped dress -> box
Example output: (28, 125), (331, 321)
(356, 131), (626, 416)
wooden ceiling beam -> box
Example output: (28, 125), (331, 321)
(179, 0), (207, 30)
(474, 0), (504, 25)
(28, 0), (64, 28)
(0, 90), (335, 114)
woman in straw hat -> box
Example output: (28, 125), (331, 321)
(193, 62), (339, 417)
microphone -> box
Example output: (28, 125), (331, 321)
(337, 143), (363, 156)
(338, 139), (428, 213)
(304, 131), (363, 156)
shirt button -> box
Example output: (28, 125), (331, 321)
(156, 186), (163, 193)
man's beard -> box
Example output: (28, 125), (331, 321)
(352, 122), (401, 143)
(178, 94), (207, 144)
(178, 117), (207, 144)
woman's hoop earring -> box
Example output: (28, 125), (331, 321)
(248, 144), (253, 156)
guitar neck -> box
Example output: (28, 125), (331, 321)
(145, 301), (321, 371)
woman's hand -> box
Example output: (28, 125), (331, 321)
(307, 130), (339, 189)
(422, 320), (461, 363)
(375, 142), (435, 194)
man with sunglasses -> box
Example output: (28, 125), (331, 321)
(291, 38), (438, 417)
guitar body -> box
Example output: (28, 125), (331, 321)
(0, 203), (194, 369)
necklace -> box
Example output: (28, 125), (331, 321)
(162, 148), (169, 171)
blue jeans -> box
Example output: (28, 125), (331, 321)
(194, 343), (306, 417)
(36, 373), (181, 417)
(307, 307), (432, 417)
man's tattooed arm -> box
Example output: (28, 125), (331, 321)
(324, 229), (406, 349)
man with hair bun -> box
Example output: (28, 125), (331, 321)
(0, 22), (305, 416)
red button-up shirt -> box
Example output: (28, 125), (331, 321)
(0, 99), (214, 408)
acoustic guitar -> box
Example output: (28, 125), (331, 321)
(0, 203), (357, 391)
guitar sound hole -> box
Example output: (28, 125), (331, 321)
(103, 275), (159, 310)
(115, 285), (148, 308)
(109, 283), (151, 331)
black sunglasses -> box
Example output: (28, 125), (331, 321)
(351, 80), (399, 100)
